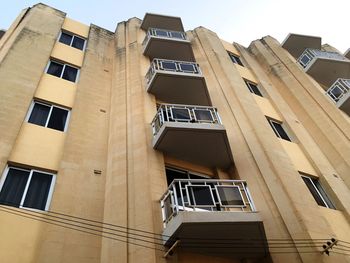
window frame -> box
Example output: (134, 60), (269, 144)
(227, 51), (244, 67)
(300, 174), (335, 209)
(45, 60), (80, 83)
(244, 80), (263, 97)
(267, 118), (291, 141)
(0, 166), (56, 211)
(58, 30), (87, 51)
(25, 100), (71, 132)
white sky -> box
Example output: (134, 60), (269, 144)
(2, 0), (349, 53)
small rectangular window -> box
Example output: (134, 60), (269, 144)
(0, 166), (55, 211)
(301, 175), (335, 209)
(27, 101), (70, 132)
(267, 118), (291, 141)
(227, 51), (244, 66)
(245, 80), (263, 97)
(59, 31), (86, 51)
(46, 60), (79, 83)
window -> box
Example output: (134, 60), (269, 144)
(0, 166), (55, 211)
(27, 101), (70, 132)
(59, 31), (86, 50)
(301, 175), (335, 209)
(228, 51), (244, 66)
(245, 80), (263, 97)
(267, 118), (291, 141)
(46, 60), (79, 83)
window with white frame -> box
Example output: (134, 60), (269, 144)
(267, 118), (291, 141)
(301, 174), (335, 209)
(46, 60), (79, 83)
(244, 80), (263, 97)
(59, 31), (86, 51)
(227, 51), (244, 67)
(0, 166), (56, 211)
(27, 101), (70, 132)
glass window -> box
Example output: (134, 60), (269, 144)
(161, 61), (177, 71)
(171, 108), (191, 120)
(245, 80), (263, 97)
(228, 51), (244, 66)
(47, 61), (64, 78)
(301, 175), (335, 209)
(267, 118), (291, 141)
(72, 36), (85, 50)
(179, 63), (196, 73)
(27, 101), (69, 132)
(155, 29), (168, 37)
(187, 185), (214, 206)
(217, 186), (244, 206)
(300, 55), (311, 67)
(0, 167), (55, 211)
(59, 32), (73, 46)
(170, 31), (184, 39)
(59, 31), (86, 51)
(194, 109), (213, 122)
(62, 65), (78, 82)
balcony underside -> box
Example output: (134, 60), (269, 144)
(147, 72), (210, 106)
(163, 211), (267, 258)
(143, 37), (194, 61)
(338, 92), (350, 115)
(306, 59), (350, 87)
(282, 33), (321, 59)
(141, 13), (184, 32)
(153, 122), (233, 169)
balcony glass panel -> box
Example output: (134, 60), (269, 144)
(217, 186), (245, 206)
(187, 185), (215, 206)
(194, 109), (213, 122)
(161, 61), (177, 71)
(326, 78), (350, 103)
(171, 108), (191, 121)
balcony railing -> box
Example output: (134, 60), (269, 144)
(151, 104), (221, 136)
(298, 48), (348, 68)
(160, 179), (256, 228)
(326, 78), (350, 103)
(142, 27), (187, 46)
(146, 58), (202, 84)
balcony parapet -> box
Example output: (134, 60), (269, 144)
(298, 48), (348, 68)
(326, 78), (350, 115)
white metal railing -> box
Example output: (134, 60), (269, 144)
(298, 48), (348, 68)
(145, 58), (202, 84)
(160, 179), (256, 228)
(142, 27), (187, 46)
(151, 104), (222, 136)
(326, 78), (350, 103)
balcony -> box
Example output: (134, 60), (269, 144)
(142, 28), (194, 61)
(141, 13), (184, 32)
(160, 179), (267, 258)
(146, 59), (210, 105)
(326, 78), (350, 115)
(298, 48), (350, 87)
(152, 104), (232, 168)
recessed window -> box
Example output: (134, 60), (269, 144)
(0, 166), (55, 211)
(59, 31), (86, 51)
(227, 51), (244, 66)
(46, 60), (79, 83)
(27, 101), (70, 132)
(301, 174), (335, 209)
(245, 80), (263, 97)
(267, 118), (291, 141)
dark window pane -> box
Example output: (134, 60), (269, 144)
(161, 61), (177, 71)
(59, 32), (72, 46)
(300, 55), (311, 66)
(194, 109), (213, 121)
(72, 36), (85, 50)
(155, 29), (168, 37)
(47, 107), (68, 131)
(23, 172), (52, 210)
(166, 168), (188, 186)
(246, 82), (263, 97)
(228, 52), (244, 66)
(0, 168), (30, 207)
(47, 61), (64, 78)
(217, 186), (244, 206)
(313, 180), (335, 209)
(171, 108), (190, 120)
(330, 86), (343, 101)
(302, 177), (326, 207)
(188, 186), (214, 206)
(179, 63), (196, 73)
(62, 65), (78, 82)
(28, 103), (50, 126)
(170, 31), (184, 39)
(273, 122), (291, 141)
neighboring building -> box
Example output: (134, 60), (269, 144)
(0, 3), (349, 263)
(0, 30), (5, 40)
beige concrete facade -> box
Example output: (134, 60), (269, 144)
(0, 3), (349, 263)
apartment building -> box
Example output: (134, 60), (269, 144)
(0, 3), (349, 263)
